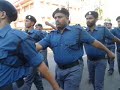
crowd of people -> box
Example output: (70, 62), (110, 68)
(0, 0), (120, 90)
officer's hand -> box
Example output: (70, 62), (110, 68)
(45, 21), (51, 26)
(107, 51), (115, 60)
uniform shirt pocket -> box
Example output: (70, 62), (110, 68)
(64, 41), (80, 50)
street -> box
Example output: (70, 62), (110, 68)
(31, 48), (120, 90)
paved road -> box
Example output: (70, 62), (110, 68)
(31, 49), (120, 90)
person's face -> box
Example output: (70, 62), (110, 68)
(117, 19), (120, 28)
(35, 25), (42, 30)
(25, 19), (34, 28)
(85, 15), (97, 27)
(54, 13), (69, 30)
(105, 23), (112, 29)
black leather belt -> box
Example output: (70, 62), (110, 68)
(58, 60), (80, 69)
(0, 78), (24, 90)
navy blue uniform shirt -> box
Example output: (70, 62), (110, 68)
(0, 25), (43, 87)
(105, 29), (115, 49)
(112, 27), (120, 51)
(26, 29), (47, 43)
(85, 26), (115, 60)
(39, 25), (95, 65)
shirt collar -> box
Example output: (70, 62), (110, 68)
(56, 25), (71, 33)
(27, 29), (35, 33)
(86, 26), (98, 32)
(0, 24), (11, 37)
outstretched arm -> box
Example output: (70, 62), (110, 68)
(112, 36), (120, 44)
(45, 21), (57, 30)
(91, 40), (115, 59)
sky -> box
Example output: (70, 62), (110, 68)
(103, 0), (120, 25)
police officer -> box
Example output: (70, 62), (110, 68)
(111, 16), (120, 76)
(36, 8), (115, 90)
(24, 15), (45, 90)
(35, 23), (48, 67)
(0, 1), (61, 90)
(84, 11), (120, 90)
(104, 21), (115, 75)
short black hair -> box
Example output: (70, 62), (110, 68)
(0, 0), (17, 22)
(26, 15), (36, 24)
(52, 8), (69, 18)
(36, 24), (43, 27)
(85, 11), (98, 19)
(116, 16), (120, 21)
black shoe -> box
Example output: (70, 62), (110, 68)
(108, 69), (114, 75)
(118, 88), (120, 90)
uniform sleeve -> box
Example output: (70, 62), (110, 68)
(36, 31), (44, 40)
(104, 28), (115, 40)
(111, 29), (116, 36)
(20, 37), (43, 67)
(80, 29), (95, 44)
(38, 33), (51, 49)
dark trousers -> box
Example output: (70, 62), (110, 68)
(0, 84), (13, 90)
(55, 60), (83, 90)
(0, 79), (24, 90)
(117, 52), (120, 75)
(23, 67), (44, 90)
(87, 59), (107, 90)
(107, 47), (115, 70)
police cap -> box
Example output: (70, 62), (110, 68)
(26, 15), (36, 23)
(116, 16), (120, 21)
(85, 11), (98, 19)
(0, 0), (17, 22)
(52, 8), (69, 18)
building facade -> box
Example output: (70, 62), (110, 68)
(13, 0), (85, 30)
(12, 0), (107, 30)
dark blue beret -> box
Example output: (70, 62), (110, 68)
(26, 15), (36, 23)
(0, 0), (17, 22)
(85, 11), (98, 18)
(116, 16), (120, 21)
(52, 8), (69, 18)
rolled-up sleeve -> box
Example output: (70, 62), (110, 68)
(80, 29), (95, 44)
(20, 38), (43, 67)
(38, 34), (51, 49)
